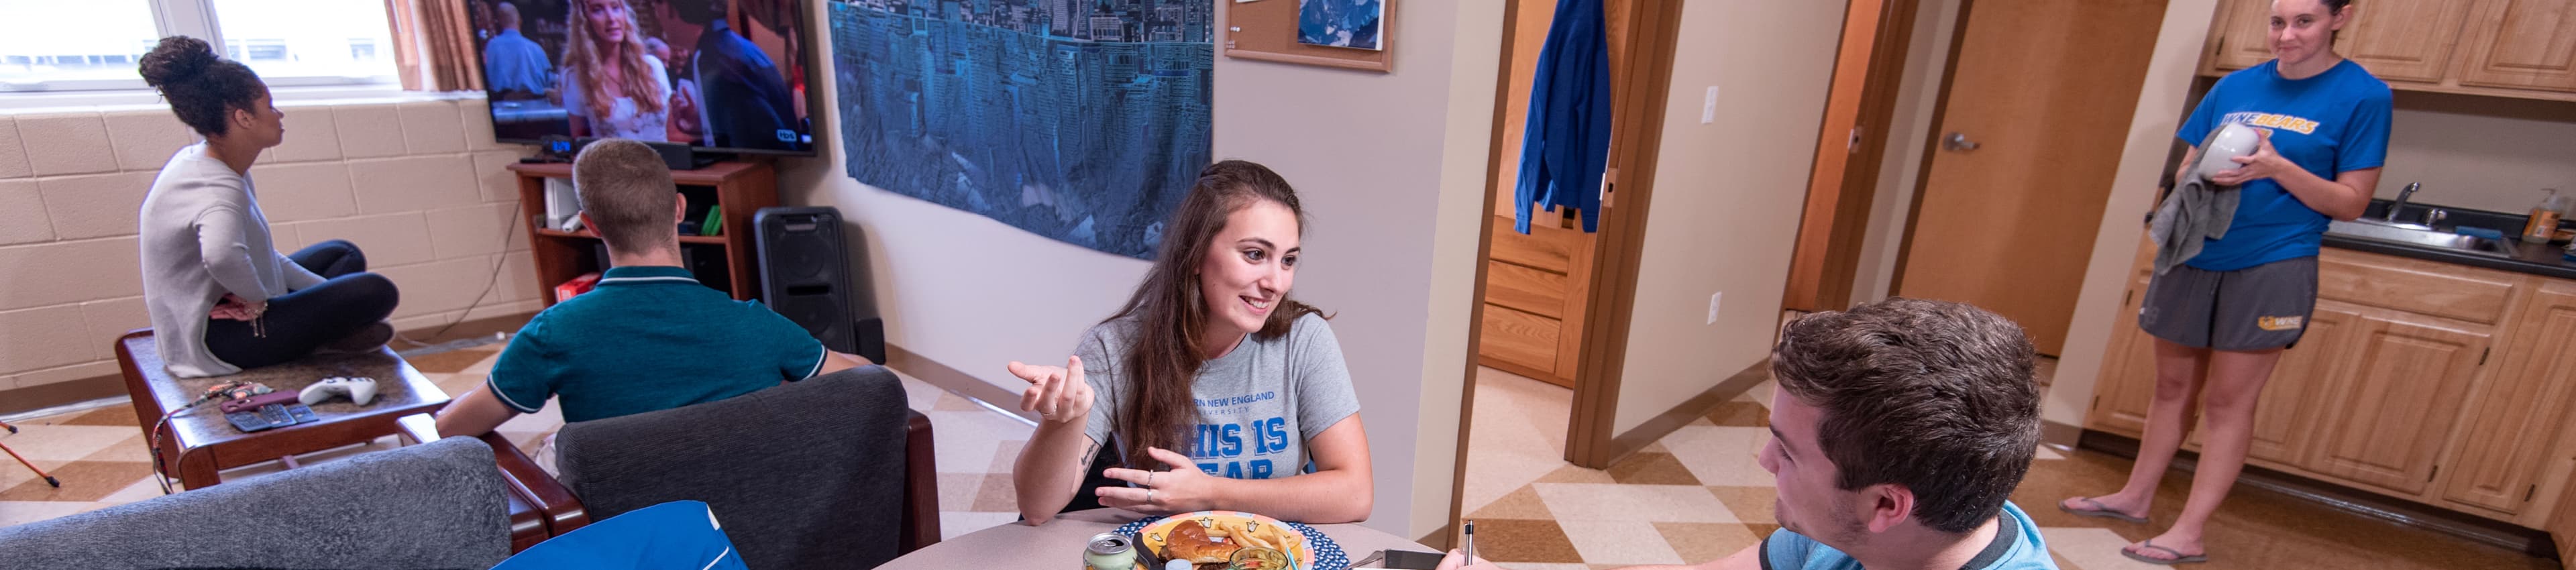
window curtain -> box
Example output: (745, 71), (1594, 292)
(383, 0), (484, 91)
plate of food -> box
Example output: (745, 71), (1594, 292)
(1121, 510), (1336, 570)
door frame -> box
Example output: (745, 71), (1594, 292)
(1784, 0), (1926, 312)
(1442, 0), (1690, 543)
(1888, 0), (1980, 296)
(1560, 0), (1684, 469)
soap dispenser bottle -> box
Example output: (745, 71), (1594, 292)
(2524, 188), (2567, 241)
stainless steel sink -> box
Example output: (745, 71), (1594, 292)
(2327, 219), (2515, 258)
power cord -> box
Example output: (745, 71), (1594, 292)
(396, 200), (525, 347)
(149, 382), (271, 494)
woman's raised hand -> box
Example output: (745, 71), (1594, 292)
(1009, 355), (1092, 426)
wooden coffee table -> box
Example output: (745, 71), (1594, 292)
(113, 330), (451, 490)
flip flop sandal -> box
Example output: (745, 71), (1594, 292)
(2121, 540), (2209, 565)
(2057, 497), (2149, 524)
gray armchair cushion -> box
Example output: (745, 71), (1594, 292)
(0, 437), (512, 570)
(555, 365), (912, 570)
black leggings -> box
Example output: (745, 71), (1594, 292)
(203, 240), (401, 369)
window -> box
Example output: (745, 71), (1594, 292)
(0, 0), (396, 94)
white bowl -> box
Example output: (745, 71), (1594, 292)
(2195, 123), (2260, 182)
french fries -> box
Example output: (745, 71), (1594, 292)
(1213, 519), (1297, 555)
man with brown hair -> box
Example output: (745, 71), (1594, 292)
(1443, 298), (2056, 570)
(437, 139), (863, 440)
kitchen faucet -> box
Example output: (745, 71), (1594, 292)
(2385, 182), (2422, 223)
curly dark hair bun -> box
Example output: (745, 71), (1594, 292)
(138, 36), (219, 89)
(138, 36), (264, 137)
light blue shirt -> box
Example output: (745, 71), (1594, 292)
(1763, 502), (2057, 570)
(483, 29), (553, 95)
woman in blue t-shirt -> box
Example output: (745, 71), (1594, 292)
(2061, 0), (2390, 565)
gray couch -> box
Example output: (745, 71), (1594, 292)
(0, 437), (515, 570)
(547, 365), (936, 570)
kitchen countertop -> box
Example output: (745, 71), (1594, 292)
(2318, 199), (2576, 280)
(2322, 233), (2576, 280)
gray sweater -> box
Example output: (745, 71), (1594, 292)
(138, 143), (324, 377)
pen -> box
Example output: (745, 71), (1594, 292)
(1462, 520), (1477, 564)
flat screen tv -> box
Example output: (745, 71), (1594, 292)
(464, 0), (818, 155)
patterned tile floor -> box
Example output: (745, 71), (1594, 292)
(1456, 365), (2555, 570)
(0, 347), (2557, 569)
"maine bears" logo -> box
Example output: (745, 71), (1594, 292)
(2221, 111), (2320, 135)
(2256, 315), (2305, 331)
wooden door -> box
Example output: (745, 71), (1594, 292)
(2333, 0), (2479, 83)
(2209, 0), (2279, 70)
(2301, 310), (2491, 494)
(2087, 278), (2161, 437)
(2453, 0), (2576, 92)
(1894, 0), (2169, 355)
(2440, 281), (2576, 516)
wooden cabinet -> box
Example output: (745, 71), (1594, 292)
(2086, 278), (2160, 437)
(2206, 0), (2278, 71)
(2237, 302), (2353, 465)
(2202, 0), (2576, 101)
(510, 160), (777, 305)
(2440, 281), (2576, 516)
(2333, 0), (2480, 82)
(2453, 0), (2576, 91)
(2082, 245), (2576, 525)
(2300, 309), (2492, 494)
(2553, 471), (2576, 561)
(1477, 217), (1595, 387)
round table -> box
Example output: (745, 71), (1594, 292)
(877, 508), (1432, 569)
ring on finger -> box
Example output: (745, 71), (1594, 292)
(1148, 471), (1157, 488)
(1146, 488), (1155, 504)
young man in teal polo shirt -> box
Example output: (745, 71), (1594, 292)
(436, 139), (863, 439)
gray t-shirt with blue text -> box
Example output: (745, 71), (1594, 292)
(1079, 312), (1360, 479)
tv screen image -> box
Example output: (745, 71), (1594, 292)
(465, 0), (817, 155)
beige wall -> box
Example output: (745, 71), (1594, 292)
(780, 0), (1497, 538)
(1611, 0), (1847, 434)
(2377, 96), (2576, 215)
(0, 97), (536, 396)
(2049, 0), (2226, 433)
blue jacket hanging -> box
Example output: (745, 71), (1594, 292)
(1515, 0), (1612, 234)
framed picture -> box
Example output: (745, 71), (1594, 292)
(1224, 0), (1391, 72)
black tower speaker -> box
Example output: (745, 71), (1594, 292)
(753, 206), (883, 365)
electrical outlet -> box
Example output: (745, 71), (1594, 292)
(1701, 87), (1719, 124)
(1707, 291), (1723, 325)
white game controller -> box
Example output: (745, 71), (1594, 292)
(299, 376), (378, 406)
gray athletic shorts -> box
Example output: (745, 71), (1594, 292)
(2139, 256), (2318, 351)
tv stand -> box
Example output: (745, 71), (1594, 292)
(507, 159), (778, 305)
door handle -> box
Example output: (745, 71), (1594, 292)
(1943, 132), (1981, 152)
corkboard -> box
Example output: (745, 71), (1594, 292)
(1224, 0), (1393, 72)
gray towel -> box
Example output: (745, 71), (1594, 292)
(2150, 177), (2239, 274)
(2149, 133), (2245, 274)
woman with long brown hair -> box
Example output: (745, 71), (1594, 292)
(561, 0), (672, 141)
(1011, 160), (1373, 524)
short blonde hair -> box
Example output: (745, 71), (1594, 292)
(572, 139), (676, 255)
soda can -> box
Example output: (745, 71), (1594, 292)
(1085, 532), (1138, 570)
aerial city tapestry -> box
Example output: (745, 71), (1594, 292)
(830, 0), (1214, 259)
